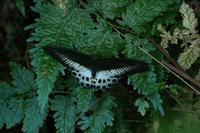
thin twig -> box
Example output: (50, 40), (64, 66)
(52, 90), (69, 94)
(149, 38), (183, 70)
(165, 90), (186, 109)
(162, 61), (200, 90)
(138, 47), (200, 95)
(172, 107), (197, 114)
(124, 119), (146, 123)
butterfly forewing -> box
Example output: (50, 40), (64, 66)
(95, 59), (149, 78)
(42, 46), (92, 71)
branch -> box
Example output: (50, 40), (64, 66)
(149, 38), (200, 94)
(173, 107), (197, 113)
(165, 90), (186, 109)
(162, 61), (200, 90)
(149, 38), (183, 70)
(138, 47), (200, 95)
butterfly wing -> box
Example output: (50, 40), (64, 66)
(85, 59), (150, 90)
(94, 71), (119, 90)
(42, 46), (149, 90)
(42, 46), (93, 70)
(95, 59), (149, 78)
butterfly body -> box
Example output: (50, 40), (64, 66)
(43, 46), (149, 90)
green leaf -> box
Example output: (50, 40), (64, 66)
(76, 89), (94, 112)
(82, 22), (123, 57)
(0, 82), (20, 128)
(135, 98), (149, 116)
(86, 0), (129, 19)
(0, 103), (9, 128)
(51, 96), (77, 133)
(122, 0), (176, 33)
(10, 62), (36, 94)
(0, 82), (11, 128)
(22, 97), (48, 133)
(78, 95), (117, 133)
(0, 82), (15, 102)
(29, 47), (64, 110)
(15, 0), (25, 16)
(148, 93), (164, 116)
(6, 98), (25, 128)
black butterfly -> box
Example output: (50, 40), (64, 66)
(42, 46), (149, 90)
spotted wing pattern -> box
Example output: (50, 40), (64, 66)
(72, 69), (119, 90)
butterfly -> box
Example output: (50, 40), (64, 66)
(42, 46), (149, 90)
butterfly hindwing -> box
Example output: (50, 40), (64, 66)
(72, 69), (119, 90)
(95, 71), (119, 89)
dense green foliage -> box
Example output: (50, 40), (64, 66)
(1, 0), (200, 133)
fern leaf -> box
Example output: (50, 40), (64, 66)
(6, 98), (24, 128)
(10, 62), (35, 94)
(29, 47), (64, 110)
(76, 89), (94, 112)
(178, 44), (200, 70)
(0, 103), (8, 129)
(135, 98), (149, 116)
(149, 93), (164, 116)
(0, 82), (15, 102)
(78, 95), (117, 133)
(122, 0), (175, 33)
(0, 82), (13, 128)
(22, 97), (48, 133)
(51, 96), (77, 133)
(180, 2), (197, 32)
(0, 63), (37, 128)
(86, 0), (129, 19)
